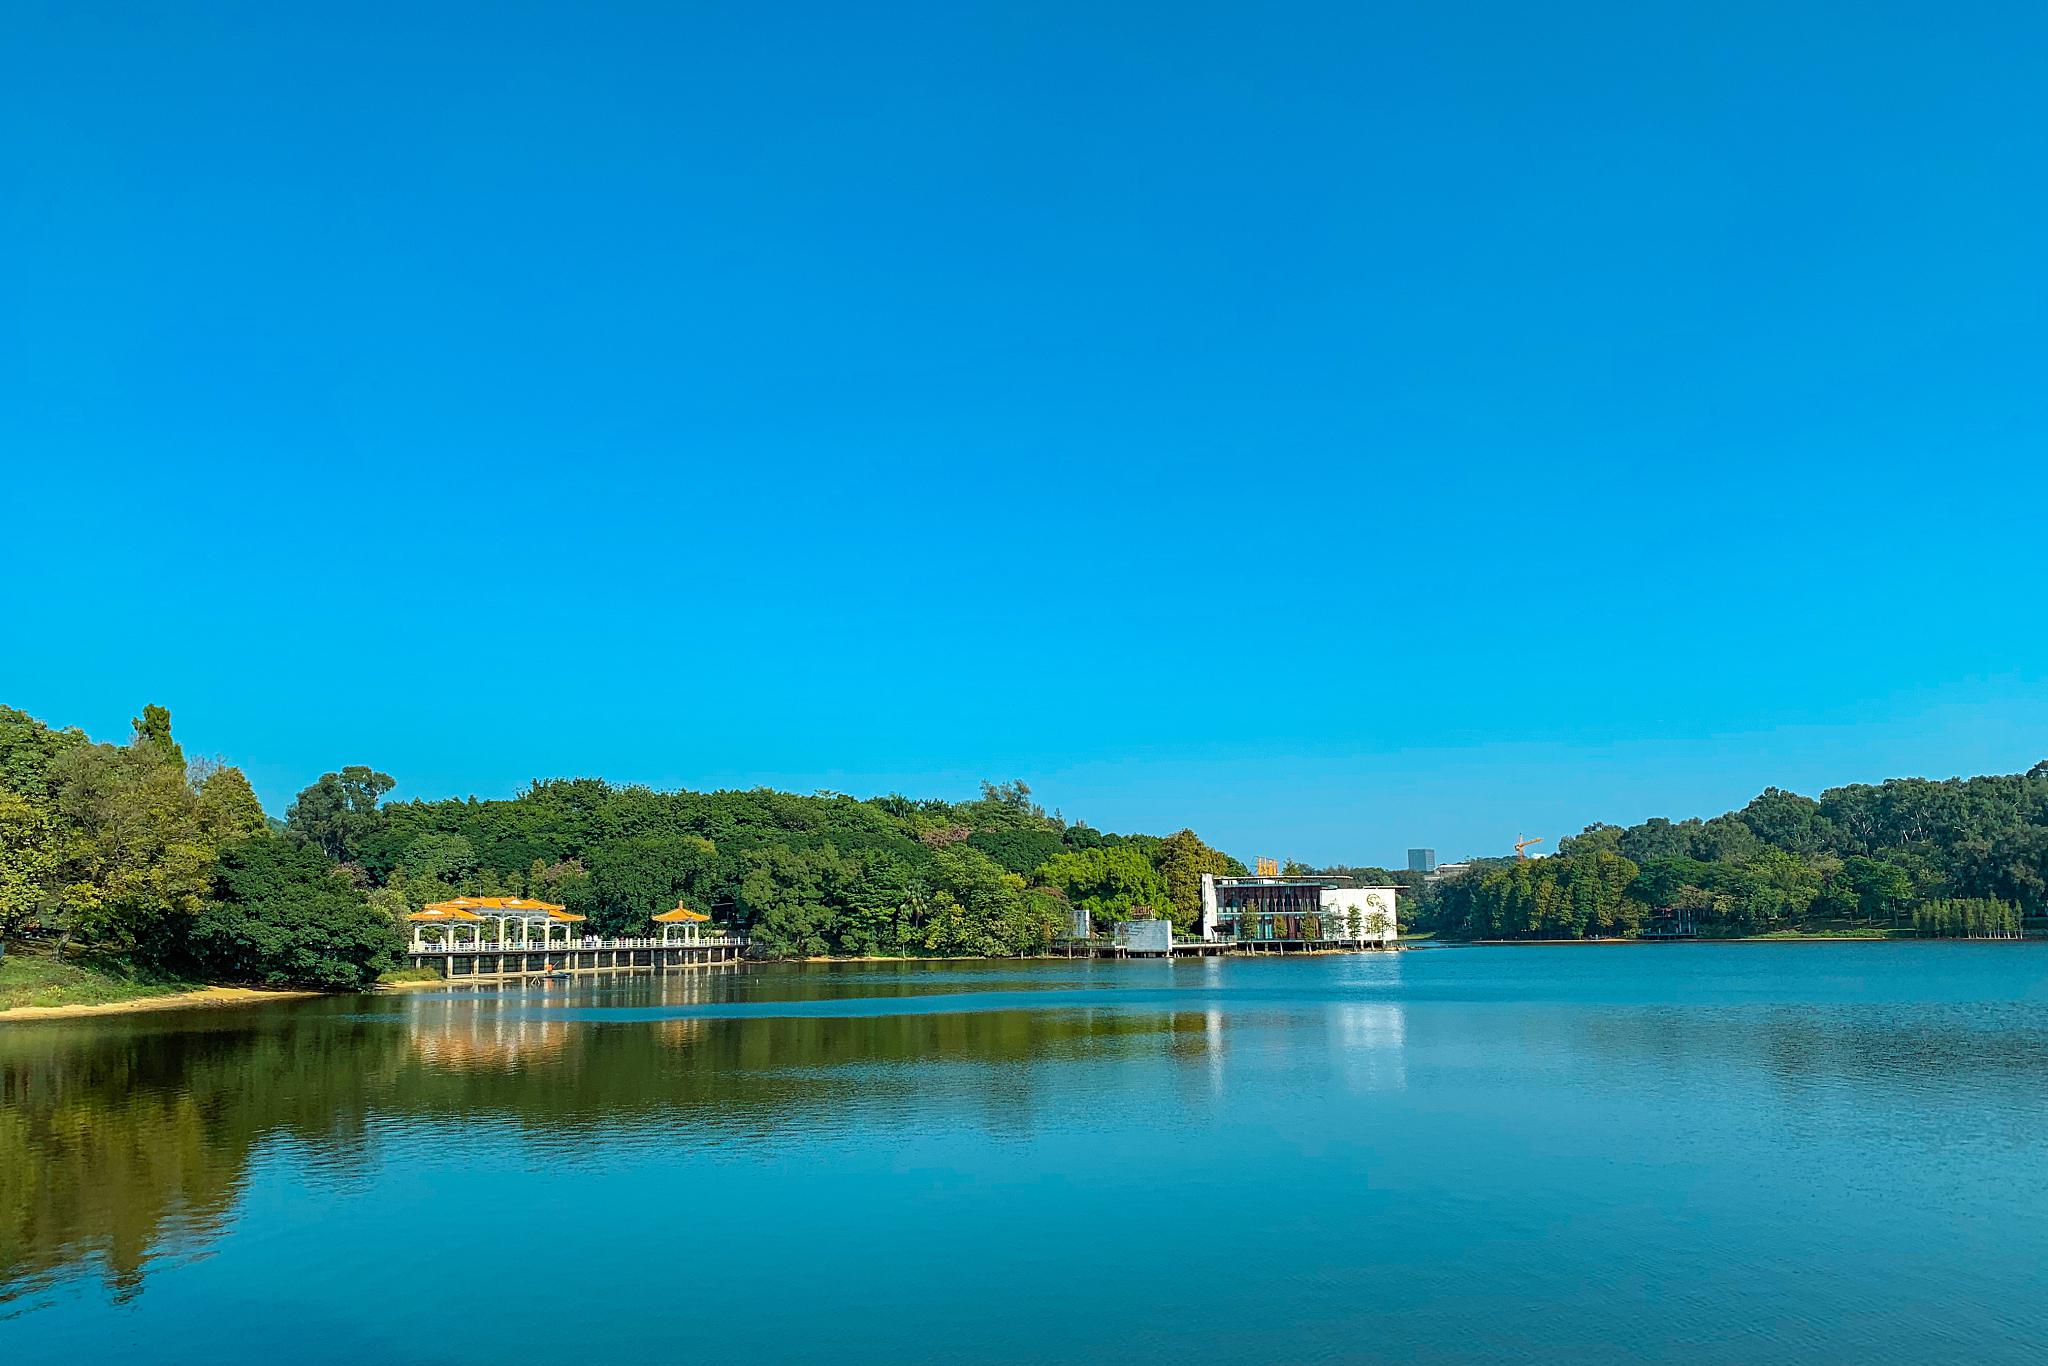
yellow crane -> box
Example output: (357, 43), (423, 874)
(1513, 834), (1545, 860)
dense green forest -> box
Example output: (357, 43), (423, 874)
(297, 770), (1241, 957)
(0, 702), (1242, 983)
(7, 700), (2042, 979)
(1412, 767), (2048, 940)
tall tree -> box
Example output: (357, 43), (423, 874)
(45, 711), (213, 961)
(1153, 828), (1238, 925)
(286, 766), (395, 862)
(195, 763), (268, 844)
(130, 704), (184, 766)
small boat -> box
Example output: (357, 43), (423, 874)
(532, 961), (570, 980)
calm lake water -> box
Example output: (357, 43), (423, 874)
(6, 944), (2048, 1363)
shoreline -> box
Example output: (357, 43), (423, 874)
(1463, 935), (2035, 946)
(0, 974), (455, 1023)
(12, 937), (2034, 1018)
(373, 975), (457, 993)
(0, 984), (327, 1023)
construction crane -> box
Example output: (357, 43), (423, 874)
(1513, 834), (1545, 860)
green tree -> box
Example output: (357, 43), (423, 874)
(190, 836), (401, 988)
(285, 766), (396, 862)
(528, 858), (597, 920)
(46, 715), (214, 963)
(399, 832), (479, 883)
(0, 706), (266, 958)
(130, 704), (184, 766)
(736, 845), (838, 957)
(366, 883), (412, 928)
(195, 763), (268, 844)
(1724, 849), (1824, 930)
(1559, 823), (1624, 857)
(1737, 787), (1836, 855)
(1034, 846), (1177, 926)
(1842, 856), (1913, 925)
(0, 787), (56, 937)
(1153, 829), (1237, 926)
(589, 834), (720, 936)
(1430, 852), (1643, 940)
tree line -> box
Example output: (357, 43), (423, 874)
(18, 698), (2032, 966)
(292, 769), (1242, 957)
(1, 703), (1243, 982)
(0, 705), (399, 988)
(1407, 765), (2048, 939)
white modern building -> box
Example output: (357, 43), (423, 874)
(1199, 873), (1399, 946)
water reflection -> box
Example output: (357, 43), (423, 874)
(7, 946), (2048, 1364)
(0, 963), (1235, 1312)
(1, 1011), (396, 1311)
(1331, 1003), (1409, 1091)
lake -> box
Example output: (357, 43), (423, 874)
(5, 944), (2047, 1363)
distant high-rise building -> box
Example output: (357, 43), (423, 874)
(1407, 848), (1437, 874)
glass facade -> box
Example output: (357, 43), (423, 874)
(1217, 882), (1329, 940)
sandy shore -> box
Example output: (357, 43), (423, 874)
(0, 984), (327, 1023)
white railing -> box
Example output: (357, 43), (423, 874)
(411, 936), (746, 953)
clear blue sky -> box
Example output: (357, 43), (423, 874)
(5, 1), (2045, 866)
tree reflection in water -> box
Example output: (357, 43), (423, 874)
(1, 966), (1226, 1313)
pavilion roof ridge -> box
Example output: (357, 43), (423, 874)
(652, 899), (712, 923)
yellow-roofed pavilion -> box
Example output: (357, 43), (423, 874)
(652, 899), (712, 945)
(407, 896), (585, 950)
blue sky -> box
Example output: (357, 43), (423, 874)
(4, 1), (2045, 865)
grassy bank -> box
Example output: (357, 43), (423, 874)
(0, 951), (208, 1012)
(0, 947), (346, 1019)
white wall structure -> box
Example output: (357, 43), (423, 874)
(1318, 887), (1400, 944)
(1199, 872), (1220, 940)
(1114, 919), (1174, 954)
